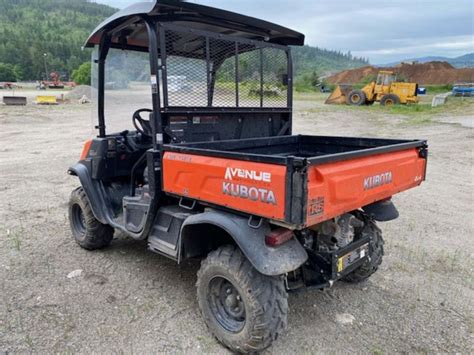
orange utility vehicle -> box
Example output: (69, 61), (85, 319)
(68, 1), (428, 352)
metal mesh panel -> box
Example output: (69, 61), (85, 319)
(163, 27), (288, 108)
(237, 44), (261, 107)
(212, 38), (237, 107)
(165, 30), (207, 107)
(262, 48), (288, 107)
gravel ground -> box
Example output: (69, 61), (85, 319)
(0, 92), (473, 353)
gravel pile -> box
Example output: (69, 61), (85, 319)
(66, 85), (96, 100)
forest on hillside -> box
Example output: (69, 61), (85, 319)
(0, 0), (368, 87)
(0, 0), (114, 81)
(292, 45), (368, 89)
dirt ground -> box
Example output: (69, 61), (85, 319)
(0, 91), (473, 353)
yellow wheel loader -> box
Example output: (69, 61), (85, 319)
(325, 71), (419, 106)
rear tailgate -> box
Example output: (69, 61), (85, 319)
(306, 147), (427, 226)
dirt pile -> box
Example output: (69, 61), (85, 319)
(326, 61), (474, 85)
(66, 85), (96, 100)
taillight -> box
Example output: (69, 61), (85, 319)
(80, 140), (92, 160)
(265, 228), (294, 247)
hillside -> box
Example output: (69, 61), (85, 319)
(292, 45), (368, 78)
(0, 0), (367, 82)
(326, 61), (474, 85)
(380, 53), (474, 69)
(0, 0), (115, 80)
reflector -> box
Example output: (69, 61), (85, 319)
(265, 228), (294, 247)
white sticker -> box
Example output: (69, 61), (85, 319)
(360, 249), (366, 258)
(151, 75), (157, 85)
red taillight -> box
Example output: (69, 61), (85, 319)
(80, 139), (92, 160)
(265, 228), (294, 247)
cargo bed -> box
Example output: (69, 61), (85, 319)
(162, 135), (427, 227)
(164, 135), (426, 164)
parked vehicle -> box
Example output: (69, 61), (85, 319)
(326, 71), (419, 106)
(40, 72), (76, 90)
(0, 82), (18, 90)
(452, 82), (474, 97)
(68, 1), (428, 352)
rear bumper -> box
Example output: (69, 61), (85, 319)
(287, 233), (371, 290)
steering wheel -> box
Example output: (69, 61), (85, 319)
(133, 109), (153, 137)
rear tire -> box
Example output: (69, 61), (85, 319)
(196, 245), (288, 353)
(342, 219), (384, 283)
(380, 94), (400, 106)
(68, 187), (114, 250)
(346, 90), (366, 105)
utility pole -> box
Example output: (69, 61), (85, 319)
(43, 53), (49, 81)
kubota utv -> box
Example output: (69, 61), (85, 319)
(68, 1), (428, 352)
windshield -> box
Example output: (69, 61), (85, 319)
(92, 48), (152, 134)
(377, 73), (395, 86)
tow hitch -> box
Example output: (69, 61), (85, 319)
(286, 233), (372, 291)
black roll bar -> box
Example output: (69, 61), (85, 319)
(143, 17), (165, 148)
(96, 33), (111, 138)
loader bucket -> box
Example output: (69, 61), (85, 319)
(2, 96), (27, 106)
(36, 95), (58, 105)
(325, 85), (353, 105)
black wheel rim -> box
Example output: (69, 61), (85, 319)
(72, 204), (86, 235)
(208, 276), (246, 333)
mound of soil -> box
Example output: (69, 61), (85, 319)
(66, 85), (96, 100)
(326, 61), (474, 85)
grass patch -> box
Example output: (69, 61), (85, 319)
(422, 84), (453, 95)
(401, 116), (433, 126)
(393, 243), (472, 278)
(6, 227), (23, 251)
(372, 348), (384, 355)
(294, 91), (327, 102)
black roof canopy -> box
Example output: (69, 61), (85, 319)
(85, 0), (305, 50)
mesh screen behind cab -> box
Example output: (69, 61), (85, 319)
(164, 28), (289, 108)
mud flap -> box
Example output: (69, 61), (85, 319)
(362, 200), (399, 221)
(180, 210), (308, 276)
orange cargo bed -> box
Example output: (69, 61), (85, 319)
(162, 135), (427, 228)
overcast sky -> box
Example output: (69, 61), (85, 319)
(95, 0), (474, 64)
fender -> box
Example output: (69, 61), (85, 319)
(362, 199), (399, 222)
(68, 162), (165, 241)
(68, 163), (109, 225)
(180, 210), (308, 276)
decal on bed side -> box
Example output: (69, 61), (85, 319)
(162, 152), (287, 220)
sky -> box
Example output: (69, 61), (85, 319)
(95, 0), (474, 64)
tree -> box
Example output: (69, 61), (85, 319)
(13, 64), (23, 81)
(310, 71), (320, 87)
(72, 62), (91, 85)
(0, 63), (16, 81)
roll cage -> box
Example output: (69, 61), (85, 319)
(87, 0), (304, 147)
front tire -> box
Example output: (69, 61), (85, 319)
(346, 89), (366, 105)
(68, 187), (114, 250)
(342, 219), (384, 283)
(380, 93), (400, 106)
(196, 245), (288, 353)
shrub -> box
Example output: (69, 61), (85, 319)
(71, 62), (91, 85)
(0, 63), (17, 82)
